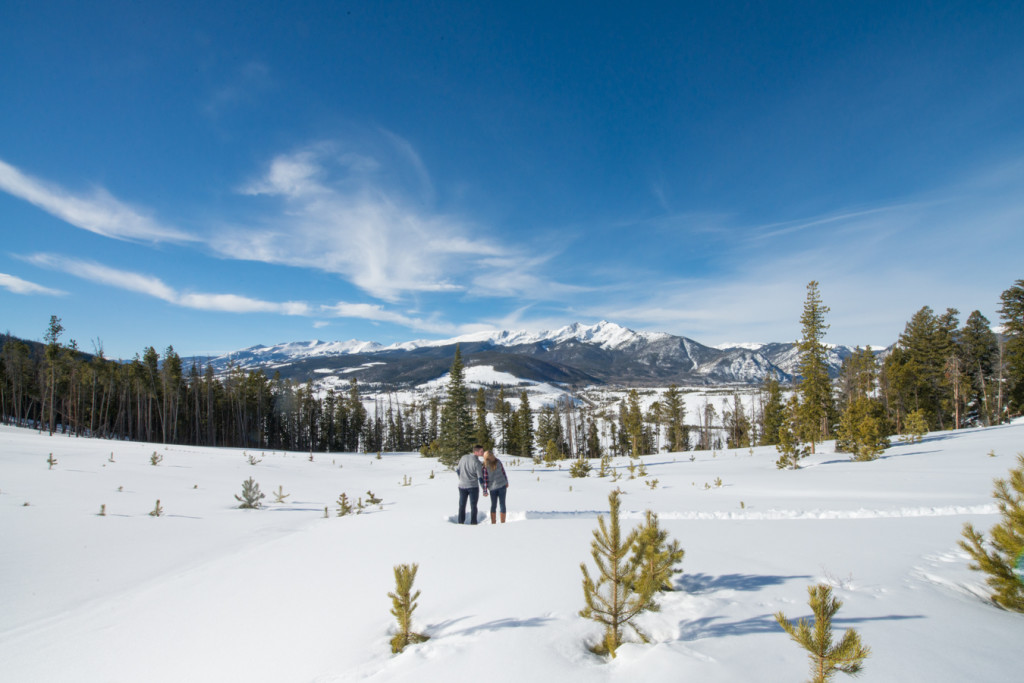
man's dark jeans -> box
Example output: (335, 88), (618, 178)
(458, 486), (479, 524)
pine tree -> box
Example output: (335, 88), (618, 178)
(388, 563), (429, 653)
(959, 310), (998, 426)
(515, 390), (534, 459)
(761, 377), (784, 446)
(900, 408), (928, 444)
(775, 583), (870, 683)
(622, 389), (645, 457)
(959, 454), (1024, 611)
(336, 493), (354, 517)
(998, 280), (1024, 416)
(836, 396), (889, 461)
(579, 490), (657, 657)
(661, 385), (689, 452)
(473, 387), (493, 450)
(796, 281), (834, 453)
(776, 396), (809, 469)
(437, 346), (474, 468)
(631, 510), (685, 596)
(235, 477), (265, 509)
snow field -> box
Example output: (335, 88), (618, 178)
(2, 421), (1023, 681)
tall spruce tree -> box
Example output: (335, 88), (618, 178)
(437, 346), (474, 468)
(959, 310), (998, 426)
(661, 385), (689, 452)
(514, 389), (534, 459)
(761, 377), (784, 446)
(473, 387), (493, 450)
(998, 279), (1024, 416)
(796, 281), (833, 452)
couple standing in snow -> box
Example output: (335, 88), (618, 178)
(456, 444), (509, 525)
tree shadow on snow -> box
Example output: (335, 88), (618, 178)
(678, 612), (923, 641)
(677, 572), (812, 595)
(452, 616), (555, 636)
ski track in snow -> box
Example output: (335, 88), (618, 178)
(504, 505), (997, 522)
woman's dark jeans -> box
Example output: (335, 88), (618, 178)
(489, 486), (507, 514)
(458, 486), (479, 524)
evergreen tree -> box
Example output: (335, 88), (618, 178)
(661, 385), (689, 452)
(235, 477), (265, 509)
(796, 281), (834, 452)
(998, 280), (1024, 416)
(473, 387), (493, 450)
(836, 396), (889, 461)
(622, 389), (645, 457)
(959, 454), (1024, 611)
(900, 408), (928, 443)
(761, 377), (784, 446)
(514, 390), (534, 459)
(388, 563), (430, 653)
(436, 346), (474, 468)
(579, 490), (656, 658)
(775, 583), (870, 683)
(959, 310), (998, 426)
(776, 396), (809, 469)
(631, 510), (685, 596)
(43, 315), (64, 435)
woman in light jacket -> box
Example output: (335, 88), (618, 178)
(481, 450), (509, 524)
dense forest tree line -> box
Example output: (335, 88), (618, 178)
(4, 280), (1022, 458)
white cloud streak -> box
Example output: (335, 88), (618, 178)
(0, 272), (65, 296)
(218, 141), (565, 302)
(25, 254), (310, 315)
(0, 159), (195, 243)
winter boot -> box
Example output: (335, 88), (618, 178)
(490, 512), (497, 524)
(500, 513), (506, 523)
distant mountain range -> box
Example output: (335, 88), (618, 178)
(187, 321), (877, 388)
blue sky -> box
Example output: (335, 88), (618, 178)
(2, 1), (1023, 359)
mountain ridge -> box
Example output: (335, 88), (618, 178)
(189, 321), (878, 388)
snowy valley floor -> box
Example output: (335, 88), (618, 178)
(2, 421), (1023, 682)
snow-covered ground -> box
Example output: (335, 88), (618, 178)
(2, 420), (1023, 681)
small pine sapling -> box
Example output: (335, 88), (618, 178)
(47, 453), (57, 469)
(376, 451), (383, 460)
(775, 583), (870, 683)
(631, 510), (685, 596)
(598, 456), (611, 478)
(149, 499), (164, 517)
(899, 408), (928, 444)
(336, 493), (353, 517)
(366, 491), (382, 505)
(150, 451), (163, 466)
(323, 506), (329, 518)
(959, 453), (1024, 611)
(637, 460), (648, 477)
(714, 477), (723, 488)
(357, 497), (365, 513)
(98, 504), (107, 516)
(235, 477), (265, 509)
(400, 475), (412, 487)
(579, 490), (657, 658)
(627, 461), (637, 479)
(569, 457), (592, 478)
(246, 452), (262, 465)
(429, 470), (435, 479)
(272, 486), (290, 504)
(645, 478), (659, 489)
(388, 563), (429, 653)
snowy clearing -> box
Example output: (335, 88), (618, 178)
(2, 421), (1023, 681)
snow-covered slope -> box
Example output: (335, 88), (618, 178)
(2, 420), (1022, 682)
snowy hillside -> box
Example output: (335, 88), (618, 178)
(3, 421), (1023, 682)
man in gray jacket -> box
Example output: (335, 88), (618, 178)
(456, 445), (484, 524)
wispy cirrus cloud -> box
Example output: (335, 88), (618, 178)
(319, 301), (455, 334)
(25, 254), (310, 315)
(0, 158), (195, 243)
(0, 272), (65, 296)
(216, 137), (565, 302)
